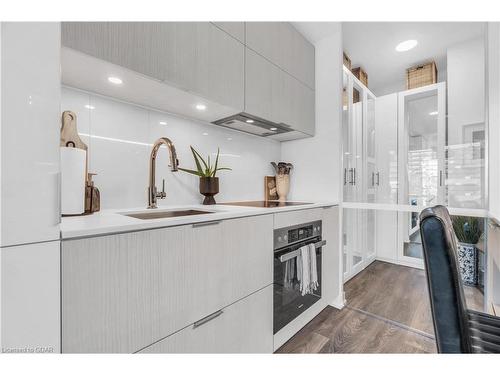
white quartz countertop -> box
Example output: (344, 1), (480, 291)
(60, 201), (338, 239)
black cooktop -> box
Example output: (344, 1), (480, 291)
(220, 201), (313, 208)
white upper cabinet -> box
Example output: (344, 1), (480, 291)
(61, 22), (315, 140)
(62, 22), (245, 112)
(212, 22), (245, 43)
(245, 22), (315, 89)
(0, 22), (61, 246)
(245, 48), (315, 135)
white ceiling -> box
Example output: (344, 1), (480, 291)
(342, 22), (485, 95)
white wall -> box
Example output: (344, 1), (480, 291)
(448, 37), (485, 146)
(281, 25), (343, 203)
(61, 87), (281, 209)
(375, 68), (448, 97)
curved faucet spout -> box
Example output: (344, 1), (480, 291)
(148, 137), (179, 209)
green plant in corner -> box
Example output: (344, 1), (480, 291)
(178, 146), (231, 177)
(452, 215), (483, 245)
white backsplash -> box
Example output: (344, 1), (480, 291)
(61, 87), (281, 209)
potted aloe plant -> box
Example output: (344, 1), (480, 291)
(178, 146), (231, 205)
(452, 216), (483, 285)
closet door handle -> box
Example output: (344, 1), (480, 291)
(371, 172), (375, 187)
(353, 168), (356, 186)
(349, 168), (354, 185)
(439, 170), (443, 187)
(344, 168), (347, 185)
(376, 172), (380, 186)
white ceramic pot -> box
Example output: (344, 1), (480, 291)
(275, 174), (290, 202)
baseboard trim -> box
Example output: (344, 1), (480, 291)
(375, 256), (424, 270)
(329, 293), (346, 310)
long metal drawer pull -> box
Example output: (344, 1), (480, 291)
(193, 310), (224, 329)
(192, 220), (222, 228)
(279, 240), (326, 263)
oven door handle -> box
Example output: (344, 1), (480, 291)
(279, 240), (326, 263)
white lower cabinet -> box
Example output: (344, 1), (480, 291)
(61, 214), (273, 353)
(1, 241), (61, 353)
(139, 286), (273, 353)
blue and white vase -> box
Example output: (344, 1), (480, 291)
(457, 243), (477, 285)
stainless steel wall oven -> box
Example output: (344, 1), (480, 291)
(273, 220), (324, 334)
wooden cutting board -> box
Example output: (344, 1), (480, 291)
(60, 110), (88, 181)
(61, 110), (88, 150)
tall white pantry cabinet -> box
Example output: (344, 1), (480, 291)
(0, 22), (61, 353)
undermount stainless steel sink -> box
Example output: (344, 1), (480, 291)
(121, 209), (214, 220)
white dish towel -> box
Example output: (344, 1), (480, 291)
(309, 243), (319, 291)
(297, 243), (319, 296)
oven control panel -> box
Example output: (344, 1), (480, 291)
(273, 220), (322, 250)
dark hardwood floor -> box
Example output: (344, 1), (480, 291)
(345, 260), (435, 335)
(277, 260), (484, 353)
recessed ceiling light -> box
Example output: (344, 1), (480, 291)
(246, 119), (254, 123)
(159, 121), (167, 125)
(269, 127), (277, 131)
(202, 132), (208, 136)
(195, 104), (207, 111)
(84, 104), (95, 110)
(395, 39), (418, 52)
(227, 137), (232, 141)
(107, 76), (123, 85)
(429, 111), (438, 116)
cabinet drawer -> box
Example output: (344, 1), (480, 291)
(139, 285), (273, 353)
(158, 214), (274, 339)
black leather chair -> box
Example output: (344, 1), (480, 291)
(419, 205), (500, 353)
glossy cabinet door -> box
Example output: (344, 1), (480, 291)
(1, 241), (61, 353)
(140, 286), (273, 353)
(62, 215), (273, 353)
(245, 48), (315, 135)
(61, 22), (245, 112)
(245, 22), (315, 89)
(0, 22), (61, 246)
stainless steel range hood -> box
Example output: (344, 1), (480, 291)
(212, 113), (292, 138)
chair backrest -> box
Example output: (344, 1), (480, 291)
(419, 205), (471, 353)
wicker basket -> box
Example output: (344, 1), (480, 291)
(352, 67), (368, 87)
(406, 61), (437, 90)
(343, 52), (352, 70)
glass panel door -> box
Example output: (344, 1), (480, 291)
(365, 93), (376, 203)
(398, 83), (446, 265)
(374, 93), (398, 204)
